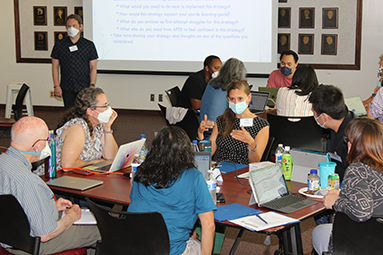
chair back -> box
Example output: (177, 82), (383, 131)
(165, 86), (181, 107)
(86, 198), (170, 255)
(331, 212), (383, 255)
(0, 195), (40, 255)
(12, 83), (30, 121)
(266, 113), (324, 152)
(261, 136), (275, 161)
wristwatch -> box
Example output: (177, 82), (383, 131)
(248, 145), (257, 153)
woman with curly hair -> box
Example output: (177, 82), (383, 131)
(55, 87), (118, 169)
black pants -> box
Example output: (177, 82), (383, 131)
(62, 89), (79, 110)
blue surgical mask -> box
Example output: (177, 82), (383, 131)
(17, 142), (52, 160)
(229, 100), (248, 115)
(280, 66), (293, 76)
(315, 114), (327, 129)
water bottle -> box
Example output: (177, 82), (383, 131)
(131, 153), (141, 180)
(45, 130), (56, 178)
(307, 169), (320, 191)
(281, 146), (293, 180)
(139, 134), (148, 161)
(206, 170), (217, 205)
(192, 140), (199, 152)
(275, 144), (284, 167)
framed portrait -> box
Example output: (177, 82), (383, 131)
(54, 7), (67, 26)
(323, 8), (339, 29)
(299, 8), (315, 28)
(279, 0), (288, 3)
(278, 33), (290, 53)
(33, 6), (46, 26)
(321, 34), (338, 55)
(34, 31), (47, 51)
(278, 8), (291, 28)
(298, 34), (314, 54)
(74, 7), (83, 20)
(54, 31), (67, 43)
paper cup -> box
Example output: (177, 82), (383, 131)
(319, 161), (337, 188)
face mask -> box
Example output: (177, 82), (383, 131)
(378, 77), (381, 87)
(212, 71), (219, 79)
(67, 27), (79, 38)
(315, 114), (327, 129)
(280, 66), (293, 76)
(17, 142), (51, 160)
(96, 106), (113, 124)
(229, 100), (248, 115)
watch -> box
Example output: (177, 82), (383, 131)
(248, 145), (257, 153)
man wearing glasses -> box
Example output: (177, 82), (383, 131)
(0, 117), (100, 254)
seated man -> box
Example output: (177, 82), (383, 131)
(0, 117), (100, 255)
(176, 55), (222, 111)
(309, 85), (356, 181)
(267, 50), (299, 88)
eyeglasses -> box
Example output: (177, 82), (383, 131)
(31, 136), (52, 148)
(93, 102), (110, 109)
(343, 137), (349, 144)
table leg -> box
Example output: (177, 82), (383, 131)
(229, 228), (244, 255)
(281, 223), (303, 255)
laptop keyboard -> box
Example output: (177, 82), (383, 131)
(263, 195), (306, 209)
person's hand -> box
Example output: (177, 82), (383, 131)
(102, 109), (118, 130)
(54, 86), (62, 97)
(65, 204), (81, 222)
(323, 189), (340, 209)
(55, 197), (73, 211)
(231, 126), (254, 146)
(198, 114), (214, 134)
(90, 158), (106, 165)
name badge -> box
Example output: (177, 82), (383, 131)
(95, 138), (102, 152)
(69, 45), (78, 52)
(240, 118), (253, 127)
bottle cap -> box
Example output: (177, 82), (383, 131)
(285, 146), (290, 151)
(310, 169), (317, 174)
(192, 140), (198, 145)
(140, 134), (145, 139)
(278, 144), (283, 147)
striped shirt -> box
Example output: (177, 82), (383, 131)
(275, 87), (313, 117)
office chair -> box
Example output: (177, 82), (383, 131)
(267, 113), (325, 152)
(165, 86), (181, 106)
(0, 194), (86, 255)
(261, 136), (275, 161)
(85, 198), (170, 255)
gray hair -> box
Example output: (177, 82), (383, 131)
(212, 58), (247, 91)
(379, 53), (383, 61)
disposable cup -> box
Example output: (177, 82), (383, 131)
(319, 161), (336, 188)
(199, 140), (212, 152)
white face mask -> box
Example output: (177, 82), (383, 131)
(212, 71), (219, 79)
(67, 27), (79, 38)
(39, 142), (52, 160)
(96, 106), (113, 124)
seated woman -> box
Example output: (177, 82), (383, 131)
(55, 87), (118, 169)
(199, 58), (247, 138)
(198, 79), (269, 164)
(128, 126), (216, 255)
(312, 117), (383, 254)
(275, 64), (318, 116)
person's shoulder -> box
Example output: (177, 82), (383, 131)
(185, 69), (205, 82)
(79, 37), (94, 44)
(254, 116), (269, 125)
(269, 69), (282, 77)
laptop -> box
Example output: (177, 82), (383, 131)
(258, 87), (279, 107)
(46, 176), (103, 191)
(249, 164), (317, 213)
(249, 91), (269, 114)
(84, 139), (146, 172)
(290, 149), (327, 184)
(344, 96), (367, 117)
(194, 152), (211, 179)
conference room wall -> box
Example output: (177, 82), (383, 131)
(0, 0), (382, 110)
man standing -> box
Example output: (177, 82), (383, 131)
(51, 14), (98, 110)
(309, 85), (356, 181)
(267, 50), (299, 88)
(176, 55), (222, 111)
(0, 117), (100, 254)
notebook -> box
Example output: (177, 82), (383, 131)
(258, 87), (279, 107)
(46, 176), (103, 191)
(249, 164), (317, 214)
(194, 151), (211, 179)
(290, 149), (327, 184)
(249, 91), (270, 114)
(84, 139), (146, 172)
(344, 96), (367, 117)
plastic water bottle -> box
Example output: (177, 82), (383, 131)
(307, 169), (320, 191)
(139, 134), (148, 161)
(192, 140), (200, 152)
(281, 146), (293, 180)
(45, 130), (56, 178)
(206, 170), (217, 205)
(131, 153), (141, 180)
(275, 144), (284, 167)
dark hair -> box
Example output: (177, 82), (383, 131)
(308, 85), (347, 120)
(204, 55), (220, 68)
(134, 126), (196, 188)
(280, 50), (299, 63)
(66, 14), (83, 25)
(56, 87), (104, 136)
(289, 65), (319, 96)
(212, 58), (247, 90)
(345, 117), (383, 173)
(218, 79), (251, 138)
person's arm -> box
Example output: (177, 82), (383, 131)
(209, 124), (218, 156)
(198, 211), (215, 255)
(52, 58), (62, 97)
(89, 59), (97, 86)
(55, 197), (72, 212)
(266, 71), (277, 88)
(190, 99), (202, 111)
(368, 88), (383, 119)
(101, 109), (118, 159)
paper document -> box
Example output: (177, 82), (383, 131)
(229, 211), (300, 231)
(62, 209), (97, 225)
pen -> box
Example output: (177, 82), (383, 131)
(256, 214), (268, 224)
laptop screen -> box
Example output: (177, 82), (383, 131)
(249, 91), (269, 113)
(194, 152), (211, 179)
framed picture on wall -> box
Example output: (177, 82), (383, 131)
(321, 34), (338, 55)
(298, 34), (314, 54)
(323, 8), (338, 29)
(299, 8), (315, 28)
(74, 7), (83, 20)
(54, 31), (67, 43)
(33, 6), (47, 26)
(34, 31), (47, 51)
(54, 7), (67, 26)
(278, 33), (290, 53)
(278, 8), (291, 28)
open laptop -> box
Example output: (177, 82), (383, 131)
(258, 87), (279, 107)
(194, 152), (211, 179)
(249, 91), (269, 114)
(84, 139), (146, 172)
(46, 176), (103, 191)
(290, 149), (327, 184)
(344, 96), (367, 117)
(249, 164), (317, 214)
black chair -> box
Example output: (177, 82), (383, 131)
(261, 136), (275, 161)
(267, 113), (325, 152)
(85, 197), (170, 255)
(0, 194), (86, 255)
(165, 86), (181, 107)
